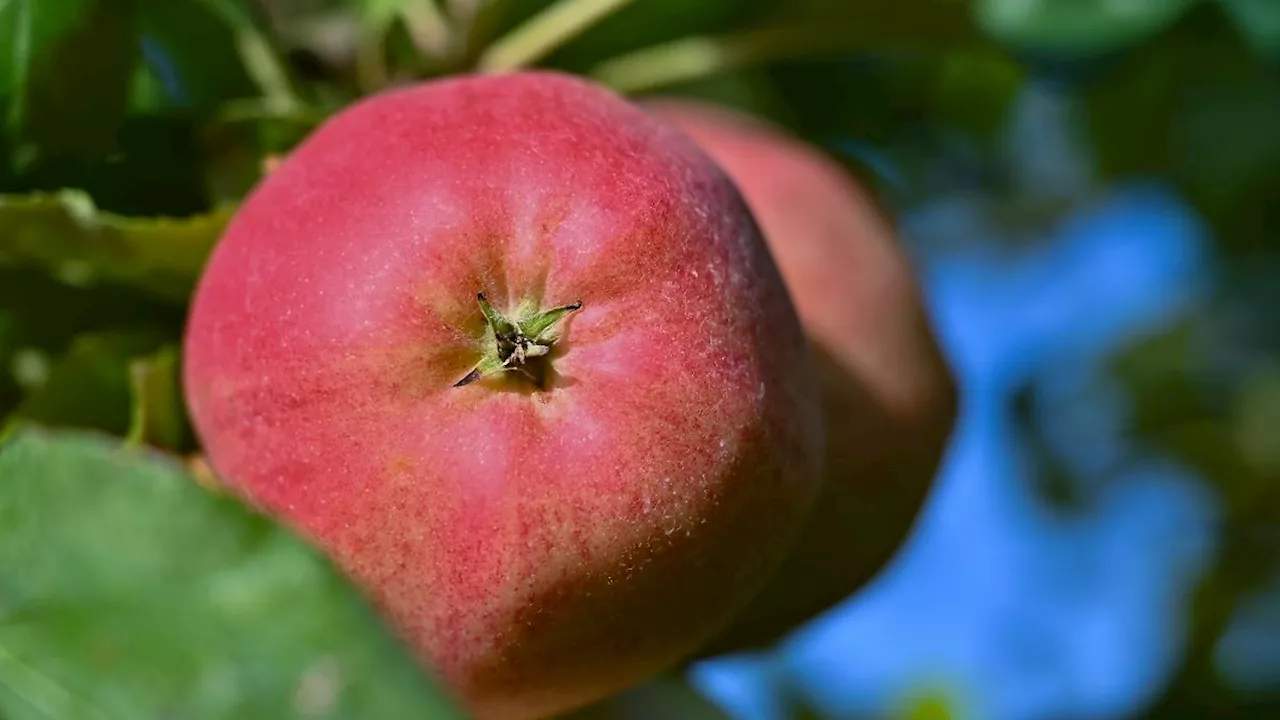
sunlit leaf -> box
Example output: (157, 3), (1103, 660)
(0, 190), (232, 302)
(0, 429), (462, 719)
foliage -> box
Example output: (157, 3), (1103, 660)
(0, 428), (461, 718)
(1, 0), (1278, 717)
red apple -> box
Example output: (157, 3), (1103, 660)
(182, 72), (823, 719)
(645, 100), (958, 654)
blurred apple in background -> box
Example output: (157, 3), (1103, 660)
(646, 99), (959, 655)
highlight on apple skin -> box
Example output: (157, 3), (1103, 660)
(645, 99), (959, 655)
(182, 72), (825, 719)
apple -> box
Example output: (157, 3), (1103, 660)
(182, 72), (823, 719)
(645, 100), (958, 654)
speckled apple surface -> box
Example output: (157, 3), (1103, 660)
(645, 100), (958, 655)
(183, 72), (823, 719)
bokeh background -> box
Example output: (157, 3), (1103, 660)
(2, 1), (1278, 719)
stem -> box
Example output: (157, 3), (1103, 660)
(477, 0), (639, 73)
(355, 26), (391, 93)
(446, 0), (481, 27)
(236, 29), (304, 112)
(401, 0), (454, 60)
(590, 26), (850, 95)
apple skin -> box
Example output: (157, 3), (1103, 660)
(645, 100), (959, 654)
(182, 72), (823, 719)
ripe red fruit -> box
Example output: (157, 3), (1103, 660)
(182, 72), (823, 719)
(645, 100), (958, 654)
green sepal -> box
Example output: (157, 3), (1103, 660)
(454, 293), (582, 388)
(475, 292), (517, 337)
(522, 300), (584, 341)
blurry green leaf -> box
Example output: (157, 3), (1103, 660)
(10, 330), (166, 439)
(136, 0), (258, 113)
(350, 0), (448, 49)
(591, 0), (977, 95)
(126, 345), (191, 451)
(1087, 5), (1280, 249)
(0, 269), (186, 359)
(0, 429), (462, 719)
(1235, 365), (1280, 474)
(0, 0), (140, 158)
(0, 268), (188, 419)
(201, 99), (326, 205)
(127, 61), (170, 114)
(486, 0), (749, 75)
(0, 190), (232, 302)
(1221, 0), (1280, 59)
(977, 0), (1200, 55)
(3, 115), (214, 217)
(193, 0), (302, 112)
(341, 0), (455, 90)
(931, 46), (1024, 138)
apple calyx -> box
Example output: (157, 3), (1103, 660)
(454, 292), (583, 388)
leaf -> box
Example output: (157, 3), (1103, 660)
(0, 0), (140, 159)
(976, 0), (1200, 55)
(590, 0), (977, 95)
(0, 268), (187, 421)
(3, 114), (215, 217)
(0, 190), (232, 302)
(10, 330), (168, 439)
(195, 0), (301, 112)
(126, 345), (191, 451)
(1221, 0), (1280, 59)
(1086, 5), (1280, 249)
(136, 0), (258, 113)
(930, 46), (1025, 139)
(0, 429), (462, 719)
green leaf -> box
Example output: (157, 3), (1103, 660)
(476, 292), (518, 338)
(3, 114), (215, 217)
(0, 429), (462, 719)
(0, 190), (232, 302)
(0, 269), (187, 420)
(591, 0), (977, 95)
(930, 46), (1024, 139)
(195, 0), (301, 112)
(0, 0), (140, 158)
(10, 330), (167, 439)
(976, 0), (1200, 55)
(136, 0), (258, 113)
(1221, 0), (1280, 59)
(126, 345), (190, 451)
(1086, 6), (1280, 249)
